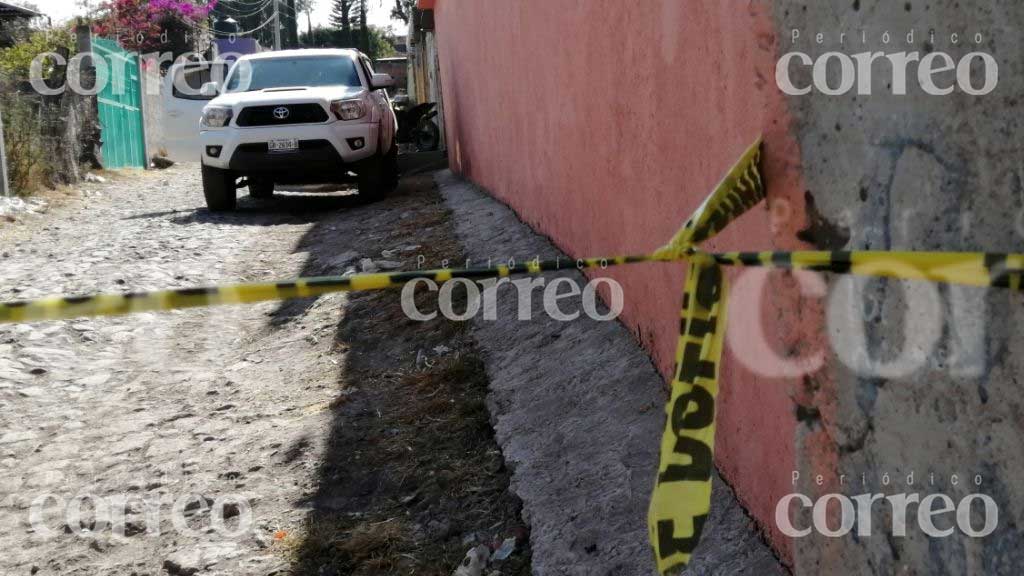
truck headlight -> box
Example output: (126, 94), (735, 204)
(330, 99), (366, 121)
(201, 106), (233, 128)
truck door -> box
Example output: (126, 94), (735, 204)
(162, 62), (229, 162)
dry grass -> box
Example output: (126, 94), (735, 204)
(281, 172), (530, 576)
(283, 516), (413, 575)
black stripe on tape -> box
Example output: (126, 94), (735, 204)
(983, 253), (1011, 287)
(771, 252), (792, 267)
(830, 251), (852, 274)
(449, 269), (504, 279)
(737, 253), (761, 266)
(176, 288), (219, 297)
(306, 278), (353, 288)
(712, 255), (735, 265)
(63, 296), (93, 305)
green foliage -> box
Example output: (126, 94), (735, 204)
(351, 0), (368, 53)
(367, 25), (396, 59)
(389, 0), (414, 24)
(329, 0), (353, 31)
(0, 95), (49, 196)
(329, 0), (389, 54)
(300, 24), (396, 60)
(0, 29), (75, 82)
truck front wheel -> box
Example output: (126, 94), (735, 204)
(358, 148), (398, 202)
(202, 164), (237, 211)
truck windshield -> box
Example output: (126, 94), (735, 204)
(224, 56), (363, 92)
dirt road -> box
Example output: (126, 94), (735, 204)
(0, 164), (530, 575)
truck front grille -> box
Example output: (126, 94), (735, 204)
(235, 104), (330, 127)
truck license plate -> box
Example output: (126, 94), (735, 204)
(268, 138), (299, 152)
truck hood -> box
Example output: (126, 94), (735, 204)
(207, 85), (366, 110)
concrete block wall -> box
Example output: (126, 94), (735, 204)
(140, 62), (165, 162)
(771, 1), (1024, 574)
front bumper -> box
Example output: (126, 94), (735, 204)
(200, 120), (379, 176)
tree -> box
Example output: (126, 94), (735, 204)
(91, 0), (217, 53)
(283, 0), (299, 48)
(295, 0), (316, 38)
(300, 23), (394, 60)
(331, 0), (376, 54)
(0, 1), (41, 48)
(329, 0), (352, 46)
(365, 23), (395, 58)
(352, 0), (368, 54)
(0, 28), (75, 80)
(390, 0), (414, 24)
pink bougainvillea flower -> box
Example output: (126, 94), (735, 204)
(93, 0), (217, 52)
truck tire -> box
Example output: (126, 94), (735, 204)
(414, 120), (440, 152)
(248, 178), (274, 199)
(358, 149), (398, 202)
(202, 164), (237, 211)
(384, 143), (399, 189)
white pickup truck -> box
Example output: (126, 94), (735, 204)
(197, 49), (399, 211)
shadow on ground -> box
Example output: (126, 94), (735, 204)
(123, 154), (448, 228)
(265, 153), (532, 575)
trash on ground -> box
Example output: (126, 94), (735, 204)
(452, 545), (490, 576)
(0, 196), (48, 217)
(492, 537), (517, 561)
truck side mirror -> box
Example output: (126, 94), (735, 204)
(200, 81), (221, 97)
(370, 73), (395, 90)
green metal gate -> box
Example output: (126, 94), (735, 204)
(93, 37), (146, 169)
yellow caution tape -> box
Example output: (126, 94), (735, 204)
(647, 253), (728, 573)
(645, 139), (764, 573)
(0, 255), (662, 324)
(711, 250), (1024, 290)
(1, 138), (1021, 573)
(655, 136), (765, 258)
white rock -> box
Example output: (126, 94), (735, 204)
(360, 258), (379, 273)
(377, 260), (403, 271)
(76, 373), (112, 387)
(0, 431), (38, 444)
(164, 549), (202, 576)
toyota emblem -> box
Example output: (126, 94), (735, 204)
(273, 107), (290, 120)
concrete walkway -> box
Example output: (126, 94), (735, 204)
(437, 170), (788, 576)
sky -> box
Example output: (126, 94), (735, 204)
(26, 0), (405, 34)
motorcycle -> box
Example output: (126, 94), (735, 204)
(393, 97), (441, 152)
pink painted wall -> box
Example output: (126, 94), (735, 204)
(430, 0), (821, 563)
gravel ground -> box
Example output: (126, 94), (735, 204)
(0, 162), (785, 576)
(0, 163), (529, 576)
